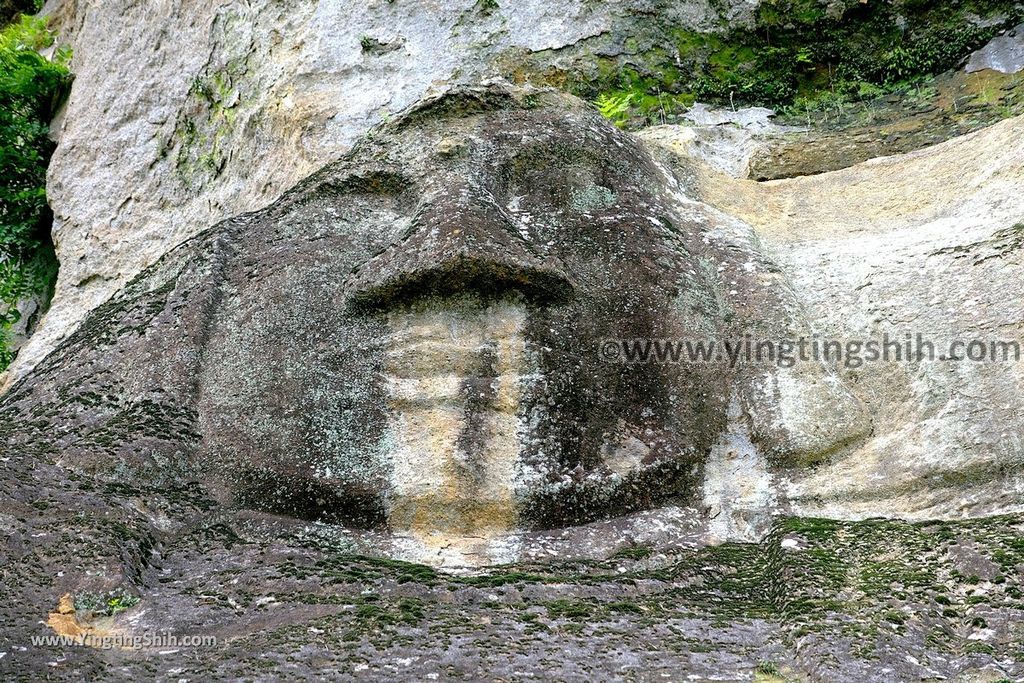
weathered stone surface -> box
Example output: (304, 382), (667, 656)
(4, 0), (1024, 665)
(2, 85), (1022, 679)
(648, 103), (804, 179)
(8, 0), (754, 388)
(746, 68), (1024, 180)
(968, 23), (1024, 74)
(1, 487), (1022, 681)
(0, 84), (871, 567)
(643, 112), (1024, 521)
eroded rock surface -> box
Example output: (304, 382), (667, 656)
(2, 68), (1023, 682)
(968, 23), (1024, 75)
(656, 67), (1024, 182)
(644, 112), (1024, 521)
(10, 0), (758, 388)
(2, 85), (873, 568)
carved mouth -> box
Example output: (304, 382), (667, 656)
(349, 253), (574, 311)
(383, 296), (531, 548)
(347, 204), (573, 559)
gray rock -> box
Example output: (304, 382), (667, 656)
(641, 104), (805, 178)
(10, 0), (755, 388)
(967, 23), (1024, 74)
(0, 84), (869, 568)
(2, 85), (1023, 683)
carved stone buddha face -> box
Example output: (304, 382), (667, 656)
(5, 85), (868, 566)
(190, 86), (868, 561)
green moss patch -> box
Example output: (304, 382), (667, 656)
(511, 0), (1023, 128)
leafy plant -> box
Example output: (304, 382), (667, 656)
(73, 589), (140, 617)
(574, 0), (1023, 119)
(476, 0), (499, 15)
(594, 91), (633, 127)
(0, 13), (71, 369)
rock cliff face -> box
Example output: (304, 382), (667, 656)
(2, 78), (1023, 679)
(14, 0), (751, 387)
(2, 1), (1024, 680)
(21, 0), (1023, 386)
(1, 85), (873, 564)
(643, 114), (1024, 522)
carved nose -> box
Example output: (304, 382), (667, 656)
(346, 181), (574, 307)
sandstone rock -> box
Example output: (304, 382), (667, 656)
(1, 84), (870, 568)
(642, 104), (805, 179)
(738, 68), (1024, 181)
(8, 0), (749, 388)
(3, 0), (1024, 671)
(643, 113), (1024, 521)
(2, 85), (1022, 682)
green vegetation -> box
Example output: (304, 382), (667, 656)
(234, 513), (1024, 670)
(610, 543), (655, 560)
(594, 92), (633, 127)
(0, 12), (70, 369)
(585, 0), (1023, 126)
(475, 0), (499, 16)
(161, 57), (245, 189)
(74, 589), (141, 617)
(0, 0), (42, 26)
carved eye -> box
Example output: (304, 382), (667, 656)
(302, 170), (420, 222)
(492, 147), (617, 216)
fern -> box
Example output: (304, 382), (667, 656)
(0, 14), (71, 369)
(594, 92), (633, 127)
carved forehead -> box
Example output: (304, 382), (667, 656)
(388, 83), (553, 130)
(327, 86), (663, 199)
